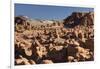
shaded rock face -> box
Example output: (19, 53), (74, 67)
(63, 12), (94, 28)
(15, 16), (28, 25)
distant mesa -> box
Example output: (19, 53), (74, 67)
(15, 16), (62, 26)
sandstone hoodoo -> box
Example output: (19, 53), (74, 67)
(15, 12), (94, 65)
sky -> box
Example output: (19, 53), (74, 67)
(15, 3), (94, 20)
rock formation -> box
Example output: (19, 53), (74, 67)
(15, 12), (94, 65)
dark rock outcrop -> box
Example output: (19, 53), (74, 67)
(63, 12), (94, 28)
